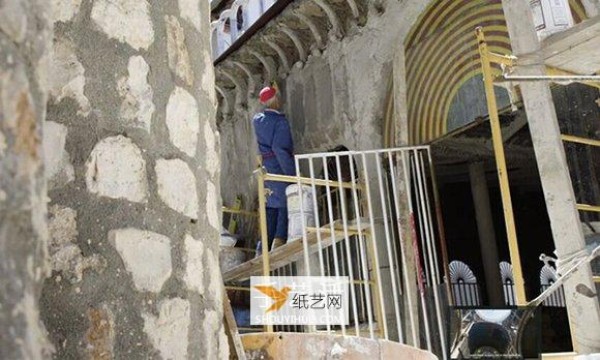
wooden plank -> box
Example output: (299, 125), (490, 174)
(534, 15), (600, 74)
(223, 221), (369, 282)
(222, 289), (247, 360)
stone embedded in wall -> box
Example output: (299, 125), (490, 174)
(85, 135), (149, 203)
(142, 298), (190, 360)
(109, 228), (172, 293)
(90, 0), (154, 51)
(0, 1), (27, 43)
(205, 180), (220, 230)
(178, 0), (202, 33)
(50, 38), (91, 116)
(165, 87), (200, 157)
(203, 309), (229, 359)
(117, 56), (155, 132)
(85, 306), (114, 359)
(165, 16), (194, 87)
(204, 121), (218, 178)
(43, 121), (74, 190)
(52, 0), (82, 23)
(183, 234), (204, 294)
(155, 158), (199, 218)
(48, 205), (105, 283)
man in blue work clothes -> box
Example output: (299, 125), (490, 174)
(253, 86), (295, 253)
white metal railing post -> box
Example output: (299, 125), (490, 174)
(360, 152), (389, 339)
(374, 153), (404, 342)
(321, 155), (346, 336)
(334, 154), (361, 336)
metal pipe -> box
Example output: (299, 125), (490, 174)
(410, 153), (431, 286)
(562, 134), (600, 148)
(307, 157), (332, 332)
(501, 75), (600, 82)
(402, 151), (432, 351)
(348, 154), (376, 339)
(263, 173), (357, 189)
(256, 165), (273, 333)
(387, 150), (418, 345)
(361, 152), (389, 339)
(414, 150), (447, 359)
(477, 27), (527, 305)
(577, 204), (600, 213)
(426, 149), (453, 305)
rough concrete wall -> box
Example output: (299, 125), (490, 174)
(0, 0), (53, 358)
(219, 0), (408, 207)
(285, 1), (410, 153)
(40, 0), (227, 358)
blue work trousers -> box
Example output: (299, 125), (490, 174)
(266, 207), (288, 248)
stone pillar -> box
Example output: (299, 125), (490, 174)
(0, 1), (53, 358)
(468, 162), (504, 306)
(501, 0), (600, 353)
(40, 0), (227, 358)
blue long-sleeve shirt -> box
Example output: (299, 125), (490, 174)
(253, 109), (296, 208)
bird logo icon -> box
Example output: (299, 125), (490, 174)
(254, 285), (292, 313)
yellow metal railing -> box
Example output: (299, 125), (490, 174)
(477, 27), (527, 305)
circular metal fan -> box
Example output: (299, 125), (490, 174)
(449, 260), (477, 283)
(499, 261), (514, 283)
(539, 264), (557, 286)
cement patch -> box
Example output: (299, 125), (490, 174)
(109, 228), (172, 293)
(166, 87), (200, 157)
(85, 136), (149, 203)
(90, 0), (154, 51)
(142, 298), (190, 360)
(117, 56), (155, 132)
(155, 158), (199, 218)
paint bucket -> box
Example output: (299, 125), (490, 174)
(530, 0), (574, 40)
(286, 184), (316, 241)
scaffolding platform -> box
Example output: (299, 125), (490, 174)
(530, 15), (600, 74)
(222, 220), (370, 282)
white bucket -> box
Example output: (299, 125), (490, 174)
(286, 185), (316, 241)
(530, 0), (573, 40)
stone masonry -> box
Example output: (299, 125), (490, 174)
(5, 0), (227, 358)
(0, 0), (53, 358)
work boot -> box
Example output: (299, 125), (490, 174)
(271, 238), (285, 251)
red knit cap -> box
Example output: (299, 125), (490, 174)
(259, 86), (277, 104)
